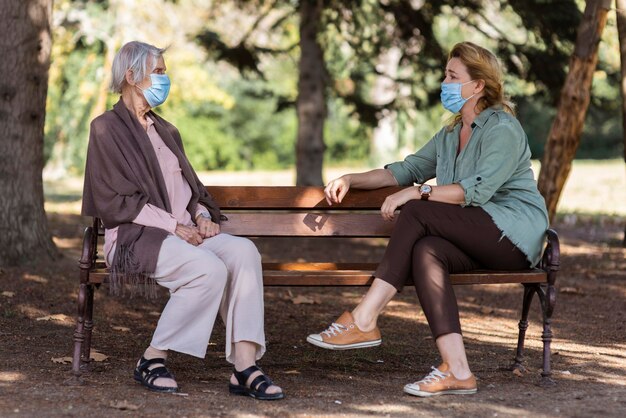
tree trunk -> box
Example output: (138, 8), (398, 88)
(295, 0), (326, 186)
(0, 0), (57, 266)
(537, 0), (611, 221)
(616, 0), (626, 246)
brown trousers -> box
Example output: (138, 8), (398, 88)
(374, 200), (529, 339)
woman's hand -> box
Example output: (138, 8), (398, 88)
(175, 224), (203, 246)
(196, 217), (220, 238)
(381, 187), (420, 221)
(324, 175), (352, 205)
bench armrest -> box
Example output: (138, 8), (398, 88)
(79, 218), (100, 275)
(540, 228), (560, 287)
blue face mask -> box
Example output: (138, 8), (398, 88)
(440, 80), (475, 113)
(139, 74), (171, 107)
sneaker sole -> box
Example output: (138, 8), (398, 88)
(403, 386), (477, 397)
(306, 335), (382, 350)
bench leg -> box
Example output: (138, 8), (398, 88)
(81, 284), (95, 369)
(536, 283), (557, 387)
(511, 284), (535, 372)
(65, 283), (88, 385)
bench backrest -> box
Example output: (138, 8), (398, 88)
(210, 186), (403, 237)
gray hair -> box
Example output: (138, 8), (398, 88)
(110, 41), (167, 93)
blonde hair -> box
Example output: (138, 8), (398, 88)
(447, 42), (515, 128)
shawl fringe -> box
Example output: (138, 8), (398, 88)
(110, 244), (158, 299)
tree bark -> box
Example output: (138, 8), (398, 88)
(0, 0), (57, 266)
(618, 0), (626, 163)
(295, 0), (326, 186)
(537, 0), (611, 221)
(616, 0), (626, 246)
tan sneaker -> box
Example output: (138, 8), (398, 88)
(403, 363), (477, 397)
(306, 311), (382, 350)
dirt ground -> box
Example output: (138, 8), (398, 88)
(0, 213), (625, 417)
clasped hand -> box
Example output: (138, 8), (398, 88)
(175, 218), (220, 246)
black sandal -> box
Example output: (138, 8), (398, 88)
(133, 357), (179, 393)
(229, 365), (284, 400)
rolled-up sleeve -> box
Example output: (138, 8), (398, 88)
(458, 122), (522, 206)
(385, 135), (438, 186)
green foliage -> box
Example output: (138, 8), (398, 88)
(44, 0), (624, 178)
(161, 78), (298, 171)
(45, 44), (105, 173)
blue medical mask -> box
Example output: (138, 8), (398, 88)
(440, 80), (476, 113)
(138, 74), (171, 107)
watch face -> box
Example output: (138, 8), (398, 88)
(421, 184), (432, 193)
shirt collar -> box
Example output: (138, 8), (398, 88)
(145, 115), (155, 129)
(471, 106), (499, 129)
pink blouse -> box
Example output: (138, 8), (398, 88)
(104, 116), (207, 264)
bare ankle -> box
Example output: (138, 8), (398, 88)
(448, 362), (472, 380)
(143, 346), (168, 360)
(351, 308), (377, 332)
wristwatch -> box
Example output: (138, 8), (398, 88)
(418, 184), (432, 201)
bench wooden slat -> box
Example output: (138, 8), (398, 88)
(263, 270), (547, 286)
(208, 186), (404, 210)
(88, 267), (547, 286)
(221, 213), (395, 237)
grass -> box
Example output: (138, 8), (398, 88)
(43, 159), (626, 217)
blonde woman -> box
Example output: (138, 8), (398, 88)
(307, 42), (548, 397)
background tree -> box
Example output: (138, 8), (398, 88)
(537, 0), (612, 220)
(616, 0), (626, 246)
(197, 0), (586, 184)
(0, 0), (57, 266)
(41, 0), (622, 193)
(295, 0), (327, 185)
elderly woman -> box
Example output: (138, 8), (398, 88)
(307, 42), (549, 397)
(82, 41), (283, 400)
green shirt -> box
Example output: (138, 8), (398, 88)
(385, 107), (549, 266)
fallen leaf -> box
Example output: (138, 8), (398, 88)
(512, 368), (524, 377)
(52, 356), (72, 364)
(560, 287), (584, 295)
(291, 295), (321, 305)
(90, 350), (109, 362)
(2, 291), (15, 298)
(560, 370), (572, 375)
(109, 401), (139, 411)
(172, 392), (189, 397)
(284, 370), (300, 375)
(466, 296), (477, 303)
(36, 314), (71, 322)
(480, 307), (494, 315)
(112, 326), (130, 332)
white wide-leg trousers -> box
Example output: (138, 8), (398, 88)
(147, 233), (265, 363)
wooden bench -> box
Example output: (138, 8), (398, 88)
(70, 186), (560, 386)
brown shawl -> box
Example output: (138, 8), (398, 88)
(82, 99), (221, 296)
